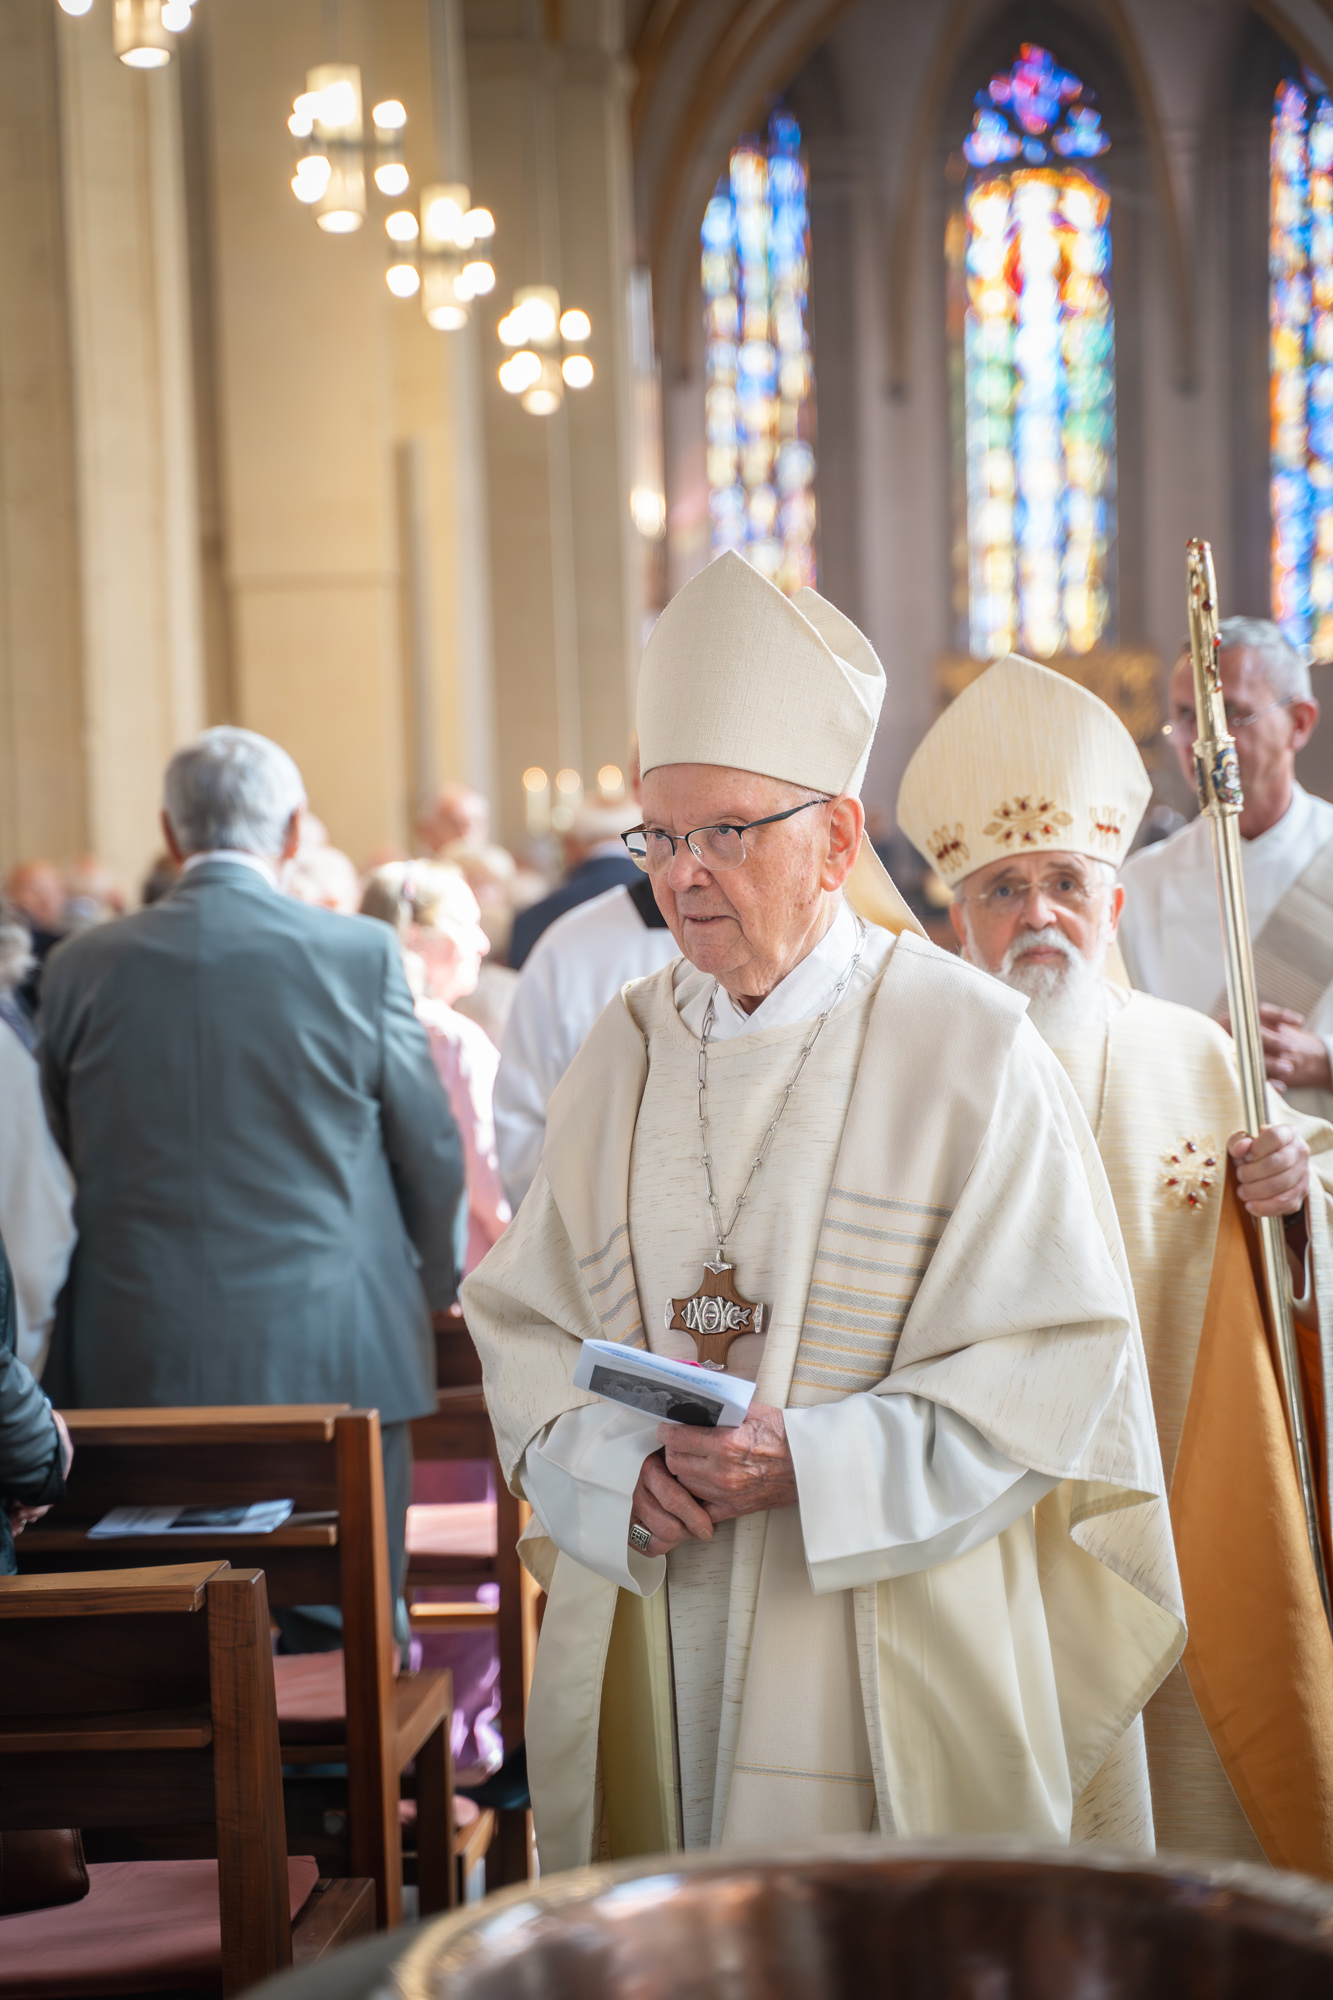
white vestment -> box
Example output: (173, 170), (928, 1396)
(0, 1020), (75, 1374)
(1119, 785), (1333, 1118)
(495, 885), (679, 1209)
(464, 917), (1184, 1873)
(1041, 979), (1333, 1864)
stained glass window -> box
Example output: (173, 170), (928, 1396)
(952, 43), (1117, 660)
(701, 108), (816, 594)
(1270, 73), (1333, 654)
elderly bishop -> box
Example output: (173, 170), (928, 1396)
(464, 556), (1183, 1874)
(898, 654), (1333, 1879)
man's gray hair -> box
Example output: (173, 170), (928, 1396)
(0, 901), (34, 997)
(163, 727), (306, 858)
(1217, 617), (1313, 703)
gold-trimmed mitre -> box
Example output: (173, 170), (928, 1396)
(636, 551), (923, 935)
(896, 652), (1152, 890)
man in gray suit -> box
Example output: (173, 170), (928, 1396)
(40, 727), (465, 1626)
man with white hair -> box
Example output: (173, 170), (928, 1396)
(1119, 617), (1333, 1119)
(898, 653), (1333, 1876)
(464, 555), (1184, 1874)
(39, 726), (465, 1621)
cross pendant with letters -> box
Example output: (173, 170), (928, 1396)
(665, 1262), (766, 1369)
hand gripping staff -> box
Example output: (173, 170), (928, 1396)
(1186, 536), (1333, 1632)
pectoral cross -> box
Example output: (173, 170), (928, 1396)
(665, 1262), (766, 1369)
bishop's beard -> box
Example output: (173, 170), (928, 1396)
(988, 924), (1111, 1041)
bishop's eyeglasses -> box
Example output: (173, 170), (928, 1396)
(622, 798), (827, 875)
(953, 867), (1104, 916)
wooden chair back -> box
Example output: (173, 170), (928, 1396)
(410, 1307), (536, 1885)
(0, 1562), (293, 1994)
(18, 1406), (440, 1927)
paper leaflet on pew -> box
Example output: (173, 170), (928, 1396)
(572, 1339), (755, 1429)
(88, 1500), (295, 1537)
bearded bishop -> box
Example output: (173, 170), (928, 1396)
(898, 653), (1333, 1879)
(463, 556), (1183, 1875)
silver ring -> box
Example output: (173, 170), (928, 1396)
(628, 1521), (652, 1554)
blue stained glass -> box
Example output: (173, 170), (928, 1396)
(1270, 74), (1333, 653)
(955, 45), (1117, 659)
(701, 107), (817, 593)
(964, 42), (1105, 170)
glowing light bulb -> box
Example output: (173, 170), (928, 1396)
(559, 309), (590, 342)
(161, 0), (191, 28)
(375, 163), (409, 197)
(58, 0), (95, 14)
(522, 767), (549, 793)
(498, 351), (543, 395)
(372, 100), (407, 130)
(562, 354), (594, 389)
(465, 207), (495, 240)
(598, 765), (624, 795)
(317, 209), (363, 234)
(461, 261), (495, 297)
(292, 157), (332, 203)
(386, 263), (421, 298)
(385, 210), (419, 243)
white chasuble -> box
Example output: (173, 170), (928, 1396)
(462, 927), (1185, 1874)
(1045, 981), (1333, 1868)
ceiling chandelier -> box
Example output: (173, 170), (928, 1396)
(57, 0), (199, 67)
(497, 288), (592, 416)
(287, 65), (495, 332)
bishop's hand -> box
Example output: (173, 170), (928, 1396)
(628, 1448), (716, 1557)
(1221, 1004), (1333, 1095)
(656, 1401), (798, 1525)
(1228, 1124), (1310, 1217)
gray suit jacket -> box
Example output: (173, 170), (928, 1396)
(40, 860), (464, 1423)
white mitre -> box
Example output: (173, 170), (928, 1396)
(637, 551), (924, 935)
(896, 652), (1153, 890)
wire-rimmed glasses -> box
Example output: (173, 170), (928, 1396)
(622, 797), (827, 874)
(1162, 696), (1293, 739)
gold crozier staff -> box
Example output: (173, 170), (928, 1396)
(1186, 536), (1333, 1630)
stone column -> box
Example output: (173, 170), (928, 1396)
(57, 3), (205, 892)
(202, 0), (496, 860)
(467, 0), (639, 845)
(0, 1), (86, 872)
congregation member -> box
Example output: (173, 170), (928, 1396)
(417, 783), (491, 855)
(0, 1232), (72, 1574)
(1119, 618), (1333, 1120)
(495, 838), (679, 1212)
(508, 798), (643, 971)
(898, 652), (1333, 1876)
(464, 554), (1183, 1873)
(38, 726), (465, 1621)
(361, 860), (510, 1273)
(0, 905), (74, 1373)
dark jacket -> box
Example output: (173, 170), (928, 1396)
(40, 860), (465, 1422)
(0, 1237), (64, 1575)
(509, 853), (642, 971)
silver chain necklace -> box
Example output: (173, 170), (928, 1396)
(664, 917), (868, 1368)
(697, 917), (867, 1264)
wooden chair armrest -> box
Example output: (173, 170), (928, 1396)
(0, 1563), (229, 1617)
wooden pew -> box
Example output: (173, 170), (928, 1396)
(18, 1405), (459, 1928)
(0, 1561), (374, 1996)
(407, 1306), (537, 1886)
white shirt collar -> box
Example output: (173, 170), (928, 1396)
(181, 850), (279, 889)
(675, 900), (861, 1041)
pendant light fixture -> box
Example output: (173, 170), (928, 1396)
(497, 289), (593, 415)
(287, 69), (497, 331)
(57, 0), (200, 66)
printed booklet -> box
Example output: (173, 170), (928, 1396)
(572, 1339), (755, 1429)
